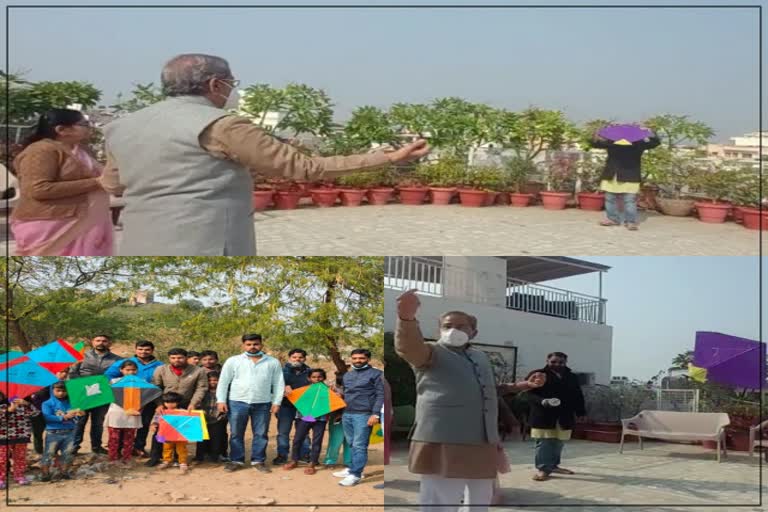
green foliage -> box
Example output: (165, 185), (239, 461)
(545, 156), (578, 192)
(575, 154), (605, 193)
(413, 157), (465, 188)
(111, 82), (166, 115)
(343, 106), (397, 150)
(335, 171), (374, 189)
(388, 102), (431, 137)
(644, 114), (714, 149)
(463, 165), (507, 191)
(729, 168), (762, 208)
(690, 165), (741, 203)
(650, 151), (703, 199)
(2, 71), (102, 124)
(240, 83), (335, 137)
(504, 156), (537, 193)
(671, 350), (694, 369)
(578, 118), (614, 151)
(508, 108), (577, 161)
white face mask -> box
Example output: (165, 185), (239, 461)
(437, 328), (469, 348)
(212, 80), (240, 111)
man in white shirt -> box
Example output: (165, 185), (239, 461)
(216, 334), (285, 472)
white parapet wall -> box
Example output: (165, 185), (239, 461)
(385, 287), (613, 385)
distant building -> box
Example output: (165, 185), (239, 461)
(706, 131), (767, 163)
(129, 290), (154, 306)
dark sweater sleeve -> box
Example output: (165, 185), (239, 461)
(640, 135), (661, 150)
(590, 137), (612, 149)
(372, 371), (385, 415)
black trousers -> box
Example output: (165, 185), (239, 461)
(134, 406), (155, 452)
(73, 403), (109, 451)
(291, 419), (326, 464)
(194, 421), (228, 461)
(31, 414), (46, 454)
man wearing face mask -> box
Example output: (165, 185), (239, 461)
(395, 289), (543, 512)
(216, 334), (285, 473)
(101, 53), (431, 256)
(331, 349), (384, 487)
(273, 348), (311, 465)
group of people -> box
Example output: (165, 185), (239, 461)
(395, 288), (587, 511)
(0, 334), (388, 490)
(8, 53), (430, 256)
(7, 52), (659, 257)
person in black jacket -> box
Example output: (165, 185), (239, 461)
(274, 348), (311, 465)
(525, 352), (586, 481)
(591, 130), (660, 231)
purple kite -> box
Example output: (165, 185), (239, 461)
(598, 124), (654, 143)
(692, 331), (765, 390)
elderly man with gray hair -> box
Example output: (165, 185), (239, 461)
(102, 54), (429, 256)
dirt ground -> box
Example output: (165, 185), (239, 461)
(7, 347), (384, 511)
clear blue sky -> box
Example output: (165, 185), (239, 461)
(544, 257), (766, 382)
(2, 0), (765, 142)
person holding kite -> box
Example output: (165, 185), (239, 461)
(591, 124), (660, 231)
(151, 392), (191, 473)
(0, 391), (41, 489)
(105, 360), (145, 465)
(283, 368), (334, 475)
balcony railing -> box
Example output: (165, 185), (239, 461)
(384, 256), (606, 325)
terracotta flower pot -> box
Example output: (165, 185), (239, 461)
(367, 187), (395, 205)
(741, 207), (768, 230)
(458, 188), (487, 207)
(296, 181), (312, 197)
(509, 193), (533, 207)
(732, 206), (745, 223)
(702, 440), (719, 450)
(483, 191), (499, 206)
(274, 190), (303, 210)
(496, 192), (510, 205)
(539, 191), (571, 210)
(577, 192), (605, 211)
(429, 187), (456, 205)
(398, 187), (429, 205)
(584, 430), (621, 443)
(339, 189), (367, 207)
(726, 429), (751, 452)
(252, 190), (274, 211)
(310, 188), (339, 208)
(657, 197), (695, 217)
(694, 202), (731, 223)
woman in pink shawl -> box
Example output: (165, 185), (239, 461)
(11, 109), (113, 256)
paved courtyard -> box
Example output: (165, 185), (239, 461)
(253, 204), (763, 256)
(385, 439), (763, 512)
(1, 204), (763, 256)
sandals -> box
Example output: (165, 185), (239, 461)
(599, 219), (620, 226)
(625, 223), (639, 231)
(283, 461), (298, 471)
(179, 463), (189, 474)
(551, 467), (575, 475)
(157, 461), (171, 470)
(304, 466), (317, 475)
(532, 472), (550, 481)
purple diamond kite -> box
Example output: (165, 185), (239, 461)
(598, 124), (653, 143)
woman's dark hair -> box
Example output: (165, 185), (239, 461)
(167, 348), (188, 357)
(309, 368), (327, 380)
(207, 371), (220, 379)
(119, 360), (139, 370)
(187, 351), (201, 358)
(200, 350), (219, 360)
(162, 392), (183, 404)
(21, 109), (85, 148)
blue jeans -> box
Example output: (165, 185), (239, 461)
(342, 413), (372, 478)
(534, 438), (564, 475)
(41, 429), (76, 467)
(276, 405), (309, 458)
(228, 401), (271, 464)
(605, 192), (638, 224)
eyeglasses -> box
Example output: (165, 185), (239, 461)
(220, 78), (240, 88)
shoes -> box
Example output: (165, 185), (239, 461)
(144, 459), (159, 467)
(60, 471), (72, 480)
(251, 462), (271, 473)
(272, 455), (288, 465)
(332, 468), (365, 479)
(300, 454), (311, 464)
(0, 481), (5, 490)
(92, 447), (108, 455)
(338, 475), (361, 487)
(40, 473), (52, 483)
(15, 477), (31, 486)
(179, 464), (189, 474)
(225, 462), (244, 472)
(157, 462), (171, 470)
(132, 448), (148, 458)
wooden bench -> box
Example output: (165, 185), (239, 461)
(619, 410), (730, 462)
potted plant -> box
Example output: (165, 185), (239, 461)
(690, 165), (736, 223)
(655, 155), (700, 217)
(540, 156), (576, 210)
(416, 158), (463, 205)
(307, 180), (339, 208)
(505, 157), (536, 207)
(271, 179), (304, 210)
(336, 172), (371, 207)
(251, 176), (275, 211)
(366, 168), (397, 205)
(735, 172), (767, 230)
(472, 166), (507, 206)
(396, 170), (429, 206)
(575, 156), (605, 211)
(729, 169), (759, 223)
(458, 167), (489, 207)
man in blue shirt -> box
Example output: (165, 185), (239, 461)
(333, 348), (384, 487)
(104, 340), (164, 458)
(216, 334), (285, 473)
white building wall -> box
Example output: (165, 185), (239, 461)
(442, 256), (507, 307)
(384, 288), (613, 385)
